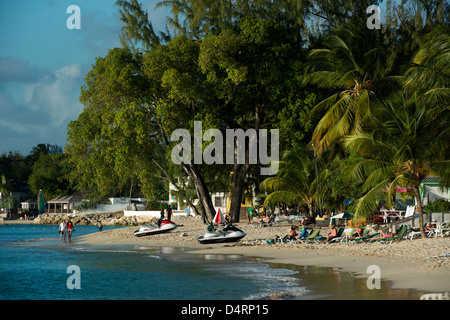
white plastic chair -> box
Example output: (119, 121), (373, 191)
(434, 221), (450, 237)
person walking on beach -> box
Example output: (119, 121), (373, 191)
(59, 219), (67, 242)
(98, 221), (103, 232)
(67, 219), (75, 240)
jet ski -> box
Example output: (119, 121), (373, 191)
(197, 225), (246, 244)
(134, 220), (178, 237)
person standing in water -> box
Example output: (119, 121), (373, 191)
(67, 219), (75, 240)
(59, 219), (67, 242)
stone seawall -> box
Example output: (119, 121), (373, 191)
(32, 212), (158, 226)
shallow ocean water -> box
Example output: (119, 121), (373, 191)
(0, 224), (425, 300)
(0, 225), (308, 300)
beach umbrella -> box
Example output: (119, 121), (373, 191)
(331, 212), (353, 219)
(213, 208), (224, 224)
(330, 212), (353, 226)
(37, 189), (46, 214)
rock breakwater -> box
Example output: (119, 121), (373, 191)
(32, 212), (158, 226)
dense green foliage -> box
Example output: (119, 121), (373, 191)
(4, 1), (449, 228)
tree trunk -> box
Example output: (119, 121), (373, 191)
(229, 163), (250, 223)
(182, 163), (216, 223)
(307, 200), (313, 215)
(412, 185), (427, 238)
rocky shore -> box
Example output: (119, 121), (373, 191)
(30, 212), (158, 226)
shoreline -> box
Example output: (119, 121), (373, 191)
(71, 216), (450, 296)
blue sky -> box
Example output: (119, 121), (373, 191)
(0, 0), (168, 155)
(0, 1), (391, 156)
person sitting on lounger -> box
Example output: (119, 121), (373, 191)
(349, 227), (364, 240)
(323, 224), (337, 243)
(372, 229), (394, 240)
(286, 226), (298, 240)
(425, 220), (437, 231)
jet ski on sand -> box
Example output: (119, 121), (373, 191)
(134, 219), (178, 237)
(197, 225), (246, 244)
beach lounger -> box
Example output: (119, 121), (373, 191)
(434, 221), (450, 237)
(327, 227), (345, 243)
(259, 215), (276, 227)
(407, 224), (427, 240)
(351, 232), (380, 243)
(371, 225), (408, 244)
(302, 229), (321, 243)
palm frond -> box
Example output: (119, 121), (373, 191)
(352, 177), (392, 220)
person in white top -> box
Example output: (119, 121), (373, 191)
(59, 219), (67, 242)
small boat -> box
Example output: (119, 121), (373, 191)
(197, 225), (246, 244)
(134, 220), (178, 237)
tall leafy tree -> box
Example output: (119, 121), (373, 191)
(27, 153), (75, 200)
(198, 18), (307, 221)
(342, 92), (449, 237)
(403, 25), (450, 105)
(302, 18), (400, 156)
(115, 0), (168, 52)
(66, 48), (161, 201)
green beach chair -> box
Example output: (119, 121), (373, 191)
(303, 229), (320, 243)
(327, 227), (345, 243)
(352, 232), (380, 243)
(372, 225), (408, 244)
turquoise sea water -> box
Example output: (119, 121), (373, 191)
(0, 224), (308, 300)
(0, 224), (425, 301)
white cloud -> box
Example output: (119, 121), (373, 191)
(0, 62), (86, 154)
(23, 63), (84, 126)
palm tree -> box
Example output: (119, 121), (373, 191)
(302, 19), (399, 155)
(342, 93), (449, 238)
(260, 146), (328, 215)
(403, 25), (450, 123)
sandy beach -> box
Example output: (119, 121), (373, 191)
(73, 215), (450, 296)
